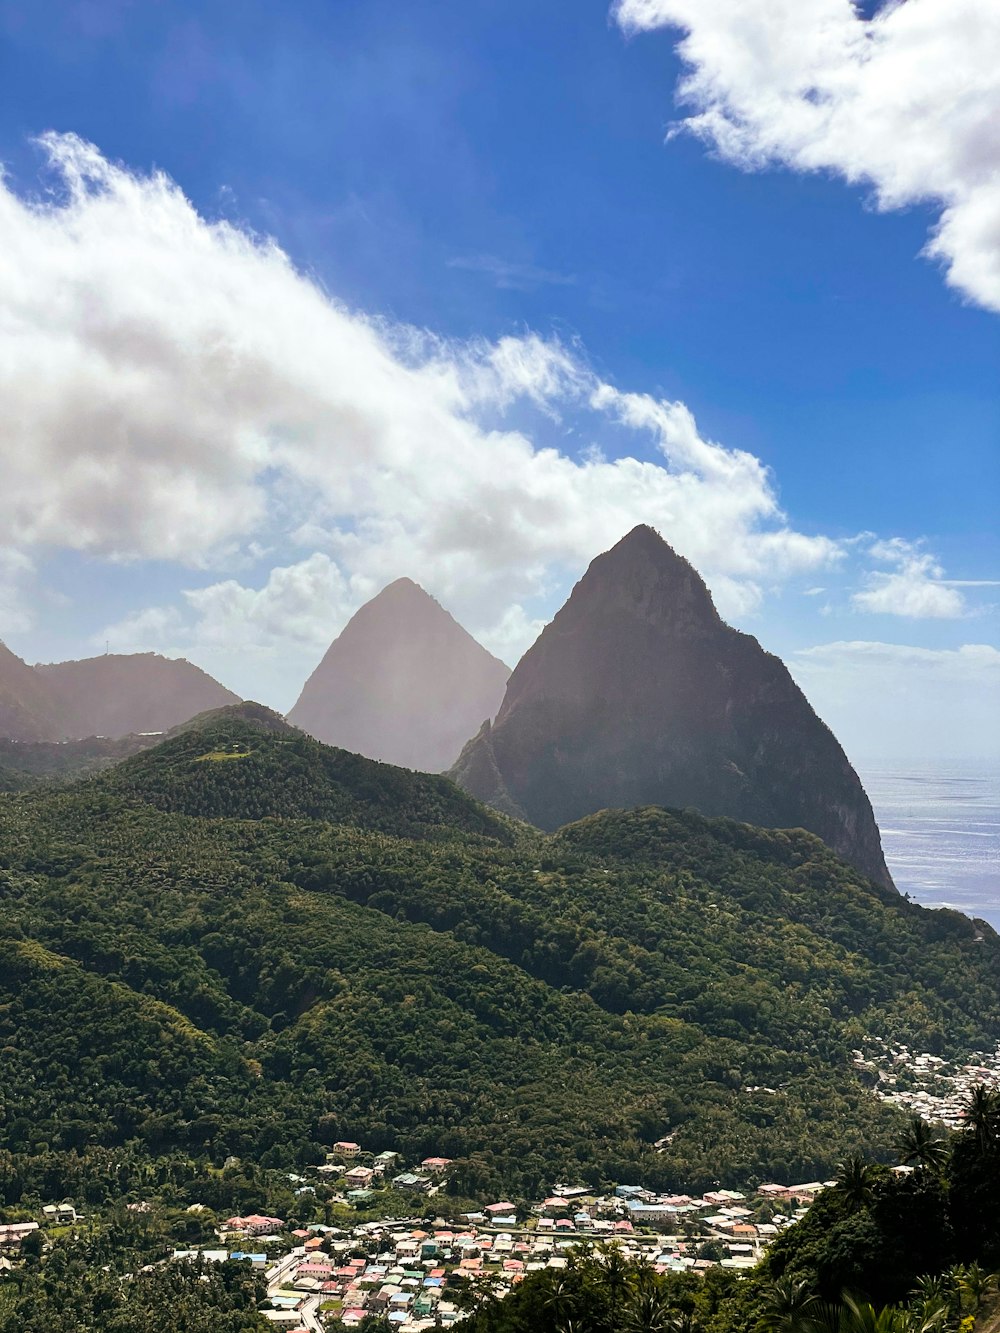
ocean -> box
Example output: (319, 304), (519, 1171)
(858, 759), (1000, 933)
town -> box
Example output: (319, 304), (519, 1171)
(195, 1156), (826, 1332)
(2, 1044), (993, 1332)
(856, 1040), (1000, 1130)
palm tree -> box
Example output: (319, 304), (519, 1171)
(809, 1301), (847, 1333)
(950, 1262), (996, 1316)
(600, 1244), (631, 1326)
(909, 1308), (950, 1333)
(758, 1276), (824, 1333)
(835, 1156), (877, 1211)
(541, 1274), (581, 1333)
(909, 1275), (949, 1309)
(621, 1285), (682, 1333)
(961, 1084), (1000, 1155)
(837, 1293), (907, 1333)
(894, 1116), (948, 1174)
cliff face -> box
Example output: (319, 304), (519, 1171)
(450, 526), (893, 888)
(288, 579), (510, 772)
(36, 653), (240, 738)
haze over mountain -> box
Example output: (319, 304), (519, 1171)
(35, 652), (240, 739)
(0, 640), (65, 742)
(451, 525), (893, 888)
(288, 578), (510, 772)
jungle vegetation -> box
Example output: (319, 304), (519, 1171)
(0, 709), (997, 1208)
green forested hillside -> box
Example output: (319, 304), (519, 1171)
(0, 733), (155, 785)
(0, 712), (997, 1205)
(103, 704), (512, 839)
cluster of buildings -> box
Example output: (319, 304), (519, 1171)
(0, 1222), (39, 1261)
(0, 1205), (76, 1259)
(0, 1206), (76, 1274)
(315, 1145), (454, 1205)
(855, 1040), (1000, 1130)
(11, 1034), (1000, 1331)
(1, 1143), (829, 1329)
(186, 1167), (820, 1331)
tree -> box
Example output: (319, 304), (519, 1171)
(948, 1263), (996, 1317)
(836, 1293), (907, 1333)
(960, 1085), (999, 1156)
(834, 1158), (877, 1213)
(20, 1227), (45, 1262)
(893, 1118), (948, 1175)
(758, 1277), (823, 1333)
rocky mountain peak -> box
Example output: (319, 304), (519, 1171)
(288, 580), (510, 773)
(451, 529), (893, 889)
(552, 524), (722, 635)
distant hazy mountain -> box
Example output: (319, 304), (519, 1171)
(0, 640), (65, 741)
(450, 525), (893, 888)
(288, 578), (510, 772)
(36, 652), (240, 739)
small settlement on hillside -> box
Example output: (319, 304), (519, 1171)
(182, 1165), (833, 1331)
(4, 1044), (996, 1331)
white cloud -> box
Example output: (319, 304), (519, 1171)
(798, 640), (1000, 670)
(852, 538), (966, 618)
(1, 132), (844, 665)
(475, 604), (546, 669)
(101, 554), (360, 707)
(104, 604), (184, 652)
(614, 0), (1000, 310)
(791, 640), (1000, 760)
(0, 549), (36, 637)
(182, 553), (355, 654)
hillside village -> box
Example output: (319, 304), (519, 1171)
(192, 1165), (826, 1332)
(857, 1041), (1000, 1129)
(0, 1143), (846, 1333)
(2, 1038), (994, 1332)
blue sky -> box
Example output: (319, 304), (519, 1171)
(0, 0), (997, 760)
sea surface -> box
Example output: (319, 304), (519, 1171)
(858, 759), (1000, 933)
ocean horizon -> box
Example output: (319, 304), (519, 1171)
(858, 758), (1000, 934)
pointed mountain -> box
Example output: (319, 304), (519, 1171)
(450, 526), (893, 888)
(35, 651), (240, 739)
(0, 640), (66, 741)
(288, 578), (510, 772)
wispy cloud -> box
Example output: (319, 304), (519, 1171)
(447, 253), (577, 291)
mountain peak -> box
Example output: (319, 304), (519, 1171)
(611, 522), (670, 552)
(372, 576), (430, 602)
(288, 581), (510, 772)
(509, 522), (720, 666)
(451, 529), (892, 888)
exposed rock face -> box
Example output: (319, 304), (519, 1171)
(288, 579), (510, 772)
(450, 526), (893, 888)
(0, 641), (65, 741)
(36, 653), (240, 738)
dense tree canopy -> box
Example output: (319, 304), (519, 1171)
(0, 715), (997, 1206)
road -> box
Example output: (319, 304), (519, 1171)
(265, 1248), (325, 1332)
